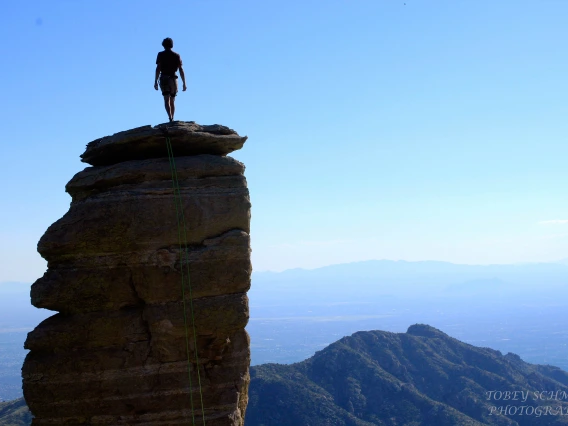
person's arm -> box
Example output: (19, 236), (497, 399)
(154, 64), (160, 90)
(179, 65), (187, 91)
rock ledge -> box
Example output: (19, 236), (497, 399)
(81, 121), (247, 166)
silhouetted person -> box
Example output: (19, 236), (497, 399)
(154, 37), (187, 122)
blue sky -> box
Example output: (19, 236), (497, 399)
(2, 0), (568, 281)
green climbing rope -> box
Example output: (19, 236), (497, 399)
(166, 136), (206, 426)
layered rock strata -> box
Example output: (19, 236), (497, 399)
(22, 122), (251, 425)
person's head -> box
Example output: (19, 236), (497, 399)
(162, 38), (174, 50)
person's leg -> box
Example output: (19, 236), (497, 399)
(160, 76), (173, 121)
(169, 96), (176, 121)
(163, 95), (172, 121)
(169, 78), (178, 121)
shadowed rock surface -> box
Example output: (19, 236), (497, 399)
(23, 121), (251, 425)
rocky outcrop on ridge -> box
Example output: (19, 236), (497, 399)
(22, 121), (251, 425)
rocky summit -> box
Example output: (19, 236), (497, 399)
(81, 121), (248, 166)
(22, 121), (251, 425)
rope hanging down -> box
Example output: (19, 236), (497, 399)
(166, 136), (206, 426)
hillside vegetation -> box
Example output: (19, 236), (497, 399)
(247, 324), (568, 425)
(0, 398), (31, 426)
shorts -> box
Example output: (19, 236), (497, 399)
(159, 75), (178, 97)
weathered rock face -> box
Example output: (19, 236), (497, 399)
(22, 122), (251, 425)
(81, 122), (248, 166)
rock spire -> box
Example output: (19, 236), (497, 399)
(22, 121), (251, 425)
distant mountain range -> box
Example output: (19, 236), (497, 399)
(248, 259), (568, 368)
(250, 259), (568, 306)
(247, 325), (568, 425)
(3, 324), (568, 425)
(3, 259), (568, 328)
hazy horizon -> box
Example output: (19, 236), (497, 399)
(1, 256), (567, 401)
(2, 256), (568, 283)
(252, 256), (568, 273)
